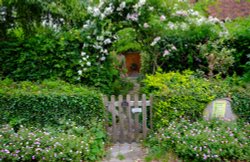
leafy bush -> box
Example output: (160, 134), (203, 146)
(145, 119), (250, 161)
(142, 70), (227, 128)
(0, 79), (105, 128)
(230, 83), (250, 122)
(0, 121), (106, 161)
(225, 17), (250, 76)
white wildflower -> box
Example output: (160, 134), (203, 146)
(81, 52), (86, 56)
(175, 10), (188, 17)
(126, 13), (139, 21)
(148, 6), (154, 11)
(104, 6), (113, 16)
(97, 36), (104, 41)
(160, 15), (166, 21)
(208, 16), (220, 24)
(150, 36), (161, 46)
(163, 50), (170, 57)
(171, 45), (177, 51)
(117, 2), (126, 11)
(100, 56), (106, 61)
(93, 7), (101, 17)
(78, 70), (82, 75)
(86, 62), (91, 66)
(104, 38), (112, 45)
(143, 23), (149, 28)
(168, 22), (176, 30)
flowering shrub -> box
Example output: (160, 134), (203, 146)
(0, 121), (106, 161)
(146, 119), (250, 161)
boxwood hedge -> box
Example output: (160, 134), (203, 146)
(0, 79), (105, 127)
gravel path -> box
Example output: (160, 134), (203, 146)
(103, 143), (147, 162)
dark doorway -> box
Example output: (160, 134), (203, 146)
(124, 52), (141, 77)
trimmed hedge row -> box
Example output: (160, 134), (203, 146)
(0, 79), (105, 127)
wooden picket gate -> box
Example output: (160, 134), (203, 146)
(103, 94), (152, 143)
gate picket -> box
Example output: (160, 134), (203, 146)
(142, 94), (147, 138)
(104, 94), (152, 143)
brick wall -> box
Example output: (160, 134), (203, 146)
(190, 0), (250, 20)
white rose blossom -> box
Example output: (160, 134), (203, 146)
(143, 23), (149, 28)
(126, 13), (139, 21)
(78, 70), (82, 75)
(93, 7), (101, 17)
(163, 50), (170, 57)
(104, 38), (112, 45)
(86, 62), (91, 66)
(81, 52), (86, 56)
(100, 56), (106, 61)
(160, 15), (166, 21)
(117, 2), (126, 11)
(150, 37), (161, 46)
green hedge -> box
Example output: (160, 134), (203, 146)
(0, 79), (105, 127)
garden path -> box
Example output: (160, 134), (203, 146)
(128, 77), (140, 95)
(103, 142), (147, 162)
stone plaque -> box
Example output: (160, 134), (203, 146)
(212, 100), (226, 118)
(203, 98), (237, 121)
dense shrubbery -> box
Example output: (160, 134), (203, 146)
(0, 121), (106, 161)
(143, 70), (250, 128)
(225, 17), (250, 76)
(145, 119), (250, 162)
(143, 70), (222, 128)
(0, 79), (105, 128)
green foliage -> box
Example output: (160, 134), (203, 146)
(0, 121), (106, 161)
(193, 0), (217, 16)
(199, 40), (235, 78)
(224, 17), (250, 76)
(113, 28), (141, 53)
(142, 70), (231, 128)
(230, 83), (250, 122)
(145, 119), (250, 161)
(0, 30), (81, 82)
(0, 79), (105, 127)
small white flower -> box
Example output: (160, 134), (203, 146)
(126, 13), (139, 21)
(175, 10), (188, 17)
(100, 56), (106, 61)
(102, 49), (108, 54)
(81, 52), (86, 56)
(148, 6), (154, 11)
(97, 36), (104, 41)
(78, 70), (82, 75)
(160, 15), (166, 21)
(168, 22), (176, 30)
(86, 62), (91, 66)
(120, 2), (126, 9)
(104, 6), (113, 15)
(93, 7), (101, 17)
(208, 16), (220, 23)
(150, 36), (161, 46)
(171, 46), (177, 51)
(143, 23), (149, 28)
(163, 50), (170, 57)
(93, 44), (102, 49)
(104, 38), (112, 45)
